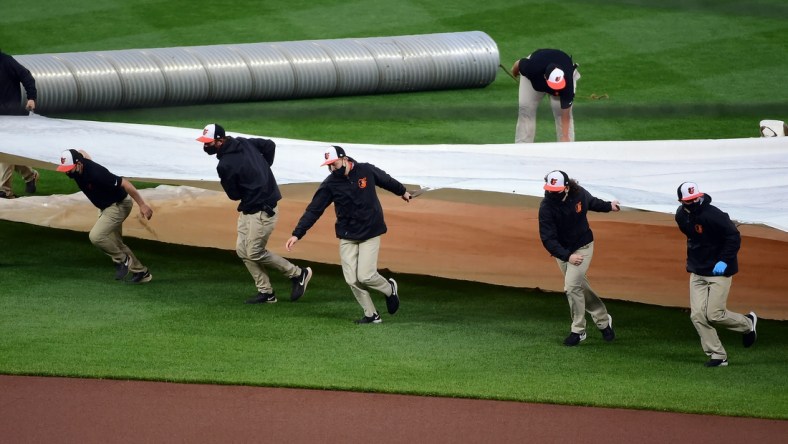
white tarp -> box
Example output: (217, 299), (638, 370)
(2, 114), (787, 231)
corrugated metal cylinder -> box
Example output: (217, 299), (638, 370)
(15, 31), (499, 113)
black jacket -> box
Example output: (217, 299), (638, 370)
(70, 158), (127, 210)
(0, 51), (36, 115)
(216, 136), (281, 214)
(516, 49), (575, 109)
(538, 186), (613, 261)
(675, 194), (740, 277)
(292, 160), (406, 241)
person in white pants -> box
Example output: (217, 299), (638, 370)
(510, 49), (580, 143)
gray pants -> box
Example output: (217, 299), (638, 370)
(236, 209), (300, 294)
(688, 274), (752, 360)
(515, 69), (580, 143)
(89, 196), (146, 273)
(554, 242), (610, 334)
(339, 236), (393, 317)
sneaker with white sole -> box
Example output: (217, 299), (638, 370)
(246, 292), (277, 304)
(386, 278), (400, 315)
(128, 270), (152, 284)
(290, 267), (312, 301)
(743, 312), (757, 348)
(355, 313), (382, 324)
(563, 331), (587, 346)
(704, 358), (728, 367)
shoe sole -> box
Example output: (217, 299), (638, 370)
(705, 360), (728, 367)
(386, 278), (400, 315)
(127, 273), (152, 284)
(355, 316), (382, 324)
(246, 298), (277, 304)
(744, 312), (758, 348)
(291, 267), (312, 301)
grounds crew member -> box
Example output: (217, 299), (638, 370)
(285, 145), (409, 324)
(1, 50), (39, 198)
(197, 123), (312, 304)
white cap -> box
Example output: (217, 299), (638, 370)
(677, 182), (704, 201)
(546, 67), (566, 90)
(196, 123), (225, 143)
(321, 145), (347, 166)
(544, 170), (568, 191)
(57, 149), (80, 172)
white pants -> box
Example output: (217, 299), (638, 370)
(515, 69), (580, 143)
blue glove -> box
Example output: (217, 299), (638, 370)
(713, 261), (727, 276)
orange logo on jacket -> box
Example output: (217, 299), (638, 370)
(358, 177), (367, 189)
(575, 201), (582, 213)
(695, 224), (703, 234)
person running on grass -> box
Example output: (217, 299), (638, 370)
(56, 149), (153, 283)
(285, 145), (410, 324)
(197, 123), (312, 304)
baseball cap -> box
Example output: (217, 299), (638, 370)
(677, 182), (704, 201)
(196, 123), (225, 143)
(544, 170), (568, 191)
(545, 65), (566, 90)
(321, 145), (347, 166)
(56, 149), (83, 172)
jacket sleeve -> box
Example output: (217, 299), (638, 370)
(217, 164), (242, 201)
(370, 164), (406, 196)
(251, 138), (276, 166)
(292, 182), (333, 239)
(12, 58), (37, 100)
(538, 206), (572, 261)
(586, 189), (612, 213)
(714, 209), (741, 263)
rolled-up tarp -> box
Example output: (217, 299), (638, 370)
(16, 31), (499, 113)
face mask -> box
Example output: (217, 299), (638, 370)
(682, 199), (702, 212)
(331, 166), (346, 177)
(203, 143), (217, 155)
(545, 190), (566, 200)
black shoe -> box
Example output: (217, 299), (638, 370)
(114, 256), (130, 280)
(0, 191), (15, 199)
(743, 312), (758, 348)
(354, 313), (382, 324)
(563, 331), (587, 346)
(386, 278), (400, 315)
(290, 267), (312, 301)
(600, 314), (615, 342)
(25, 171), (39, 194)
(128, 270), (152, 284)
(246, 292), (277, 304)
(704, 358), (728, 367)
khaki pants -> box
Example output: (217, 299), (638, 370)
(339, 236), (392, 317)
(555, 242), (610, 334)
(688, 274), (752, 360)
(89, 196), (146, 273)
(0, 163), (36, 196)
(515, 69), (580, 143)
(236, 209), (299, 294)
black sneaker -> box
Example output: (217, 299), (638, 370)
(704, 358), (728, 367)
(600, 314), (615, 342)
(128, 270), (152, 284)
(0, 191), (15, 199)
(563, 331), (586, 346)
(25, 171), (39, 194)
(246, 292), (277, 304)
(743, 312), (757, 348)
(114, 256), (130, 280)
(290, 266), (312, 301)
(386, 278), (400, 315)
(354, 313), (382, 324)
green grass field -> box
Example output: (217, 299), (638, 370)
(1, 0), (787, 419)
